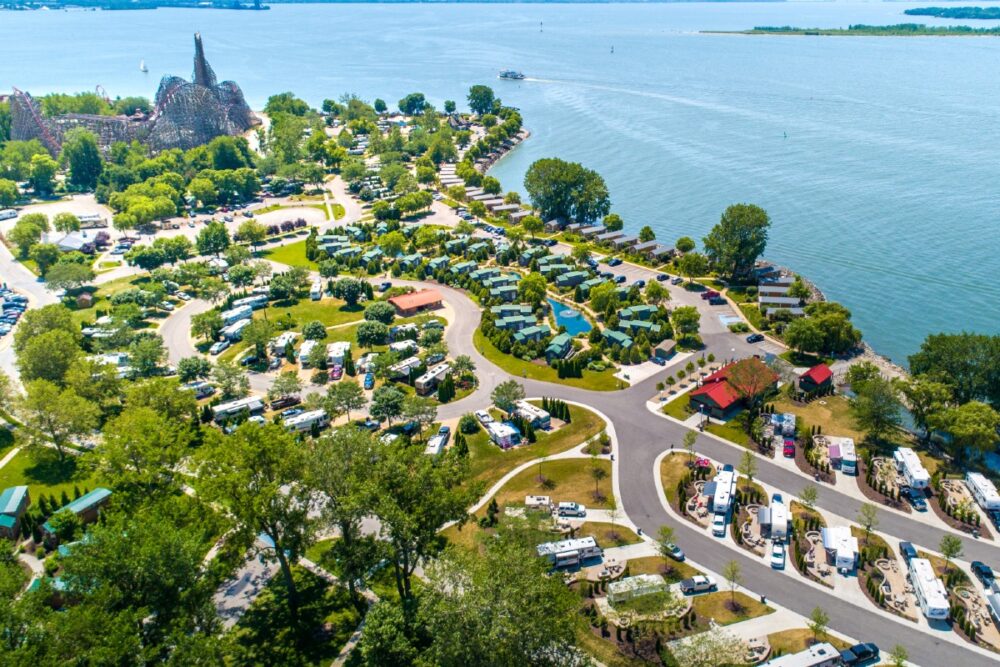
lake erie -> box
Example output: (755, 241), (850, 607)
(2, 2), (1000, 364)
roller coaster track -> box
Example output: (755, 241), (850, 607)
(11, 87), (61, 155)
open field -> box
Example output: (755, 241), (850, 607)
(0, 450), (104, 501)
(489, 458), (613, 509)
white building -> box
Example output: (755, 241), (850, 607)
(283, 409), (329, 433)
(514, 400), (551, 429)
(415, 363), (450, 395)
(710, 469), (736, 514)
(220, 304), (253, 326)
(389, 355), (423, 379)
(764, 642), (842, 667)
(389, 340), (418, 355)
(909, 557), (949, 620)
(299, 339), (318, 366)
(212, 396), (265, 422)
(966, 472), (1000, 511)
(820, 526), (858, 571)
(607, 574), (667, 604)
(270, 331), (299, 354)
(894, 447), (930, 490)
(424, 434), (447, 456)
(219, 318), (252, 341)
(536, 536), (601, 568)
(486, 422), (518, 449)
(326, 341), (352, 366)
(759, 498), (789, 541)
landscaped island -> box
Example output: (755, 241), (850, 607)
(718, 23), (1000, 36)
(904, 7), (1000, 20)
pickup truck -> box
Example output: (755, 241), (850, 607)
(679, 576), (717, 594)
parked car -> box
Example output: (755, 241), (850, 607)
(378, 281), (392, 291)
(240, 354), (258, 367)
(438, 425), (450, 437)
(663, 542), (685, 561)
(363, 373), (375, 390)
(633, 279), (646, 288)
(712, 513), (727, 537)
(600, 271), (614, 279)
(268, 357), (282, 371)
(770, 542), (786, 569)
(426, 352), (445, 365)
(331, 365), (343, 380)
(679, 576), (717, 594)
(708, 296), (726, 305)
(972, 561), (995, 586)
(209, 340), (230, 355)
(614, 275), (626, 284)
(899, 541), (918, 563)
(990, 509), (1000, 529)
(176, 291), (191, 301)
(544, 238), (557, 247)
(655, 273), (669, 281)
(671, 277), (684, 285)
(649, 356), (666, 366)
(475, 409), (494, 425)
(902, 486), (927, 512)
(359, 418), (381, 432)
(607, 257), (622, 267)
(783, 441), (796, 458)
(839, 642), (880, 666)
(269, 395), (301, 410)
(557, 502), (587, 518)
(281, 407), (304, 418)
(746, 333), (765, 344)
(159, 301), (174, 311)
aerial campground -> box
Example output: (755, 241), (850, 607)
(0, 5), (999, 667)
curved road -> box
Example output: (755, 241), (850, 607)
(159, 260), (1000, 665)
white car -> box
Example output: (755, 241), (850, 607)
(159, 301), (175, 311)
(770, 542), (786, 570)
(176, 291), (191, 301)
(679, 575), (717, 594)
(209, 340), (230, 355)
(475, 409), (494, 425)
(557, 502), (587, 518)
(711, 513), (727, 537)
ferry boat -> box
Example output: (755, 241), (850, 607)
(498, 70), (525, 81)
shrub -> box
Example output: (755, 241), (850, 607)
(459, 413), (480, 434)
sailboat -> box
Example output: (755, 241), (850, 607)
(139, 59), (148, 73)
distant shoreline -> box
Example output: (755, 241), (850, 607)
(0, 0), (785, 9)
(710, 23), (1000, 36)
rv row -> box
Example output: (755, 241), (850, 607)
(473, 402), (553, 450)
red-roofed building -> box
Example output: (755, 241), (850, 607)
(688, 357), (779, 419)
(388, 289), (443, 316)
(798, 363), (833, 394)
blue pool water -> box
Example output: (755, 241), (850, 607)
(549, 298), (592, 336)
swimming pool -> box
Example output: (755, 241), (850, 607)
(548, 298), (592, 336)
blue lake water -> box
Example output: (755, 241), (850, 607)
(2, 3), (1000, 365)
(548, 297), (591, 336)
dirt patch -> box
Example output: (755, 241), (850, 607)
(859, 458), (910, 514)
(794, 441), (834, 484)
(929, 481), (992, 539)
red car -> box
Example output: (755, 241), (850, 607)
(783, 441), (796, 458)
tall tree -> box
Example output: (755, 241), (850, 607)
(908, 332), (1000, 407)
(523, 157), (610, 223)
(325, 380), (367, 422)
(195, 220), (231, 256)
(99, 406), (190, 499)
(18, 379), (98, 462)
(491, 379), (525, 415)
(199, 423), (313, 622)
(60, 128), (103, 190)
(466, 85), (496, 115)
(702, 203), (770, 281)
(850, 376), (902, 443)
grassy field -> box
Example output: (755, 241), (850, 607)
(262, 239), (319, 270)
(0, 449), (104, 502)
(68, 274), (153, 326)
(738, 303), (768, 331)
(489, 458), (613, 508)
(579, 521), (642, 547)
(473, 328), (621, 391)
(691, 591), (773, 625)
(772, 395), (864, 443)
(660, 452), (706, 504)
(574, 621), (649, 667)
(767, 628), (851, 655)
(626, 555), (701, 583)
(466, 403), (605, 490)
(662, 396), (749, 447)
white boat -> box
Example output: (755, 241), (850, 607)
(498, 70), (525, 81)
(139, 59), (148, 73)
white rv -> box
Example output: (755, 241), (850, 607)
(536, 536), (601, 568)
(966, 472), (1000, 511)
(909, 557), (949, 620)
(283, 409), (329, 433)
(894, 447), (930, 490)
(711, 469), (736, 514)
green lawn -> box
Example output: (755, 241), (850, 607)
(262, 239), (318, 270)
(466, 403), (605, 490)
(779, 350), (834, 367)
(473, 328), (620, 391)
(579, 521), (642, 547)
(626, 555), (701, 583)
(261, 296), (365, 329)
(691, 591), (773, 625)
(68, 274), (153, 326)
(738, 303), (768, 331)
(0, 449), (105, 502)
(489, 458), (613, 508)
(661, 395), (749, 448)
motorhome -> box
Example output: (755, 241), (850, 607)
(759, 495), (788, 541)
(424, 434), (447, 456)
(283, 409), (329, 433)
(710, 469), (736, 514)
(514, 400), (551, 429)
(894, 447), (930, 490)
(536, 537), (601, 568)
(415, 363), (450, 395)
(183, 381), (215, 399)
(326, 341), (351, 366)
(220, 304), (253, 326)
(211, 397), (265, 422)
(0, 209), (17, 221)
(821, 436), (857, 476)
(310, 280), (323, 301)
(909, 557), (950, 620)
(231, 294), (269, 311)
(966, 472), (1000, 511)
(486, 422), (518, 449)
(219, 318), (252, 341)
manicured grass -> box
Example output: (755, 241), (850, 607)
(660, 452), (706, 505)
(767, 628), (851, 656)
(626, 555), (701, 583)
(772, 395), (865, 444)
(739, 303), (768, 331)
(19, 258), (39, 276)
(691, 591), (773, 625)
(68, 274), (152, 326)
(662, 395), (694, 421)
(262, 239), (319, 270)
(332, 203), (346, 220)
(489, 458), (612, 508)
(579, 521), (642, 547)
(473, 328), (621, 391)
(0, 449), (104, 502)
(262, 296), (365, 329)
(790, 501), (827, 528)
(228, 565), (361, 667)
(613, 591), (678, 615)
(466, 403), (605, 490)
(664, 396), (751, 447)
(780, 350), (835, 367)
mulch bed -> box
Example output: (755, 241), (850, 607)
(794, 444), (835, 485)
(857, 567), (915, 622)
(857, 460), (911, 513)
(928, 491), (993, 539)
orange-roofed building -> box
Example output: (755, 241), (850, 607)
(388, 289), (444, 316)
